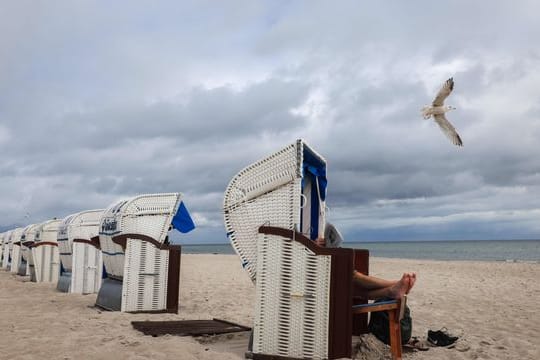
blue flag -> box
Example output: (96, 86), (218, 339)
(171, 201), (196, 233)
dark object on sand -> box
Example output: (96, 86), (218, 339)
(427, 328), (459, 347)
(368, 298), (412, 345)
(131, 318), (251, 337)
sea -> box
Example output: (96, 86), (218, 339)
(181, 240), (540, 262)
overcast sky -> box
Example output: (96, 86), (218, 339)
(1, 1), (540, 243)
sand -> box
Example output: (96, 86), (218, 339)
(0, 255), (539, 359)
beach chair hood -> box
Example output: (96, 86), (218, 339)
(223, 139), (327, 282)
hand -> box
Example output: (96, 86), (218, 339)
(315, 237), (326, 247)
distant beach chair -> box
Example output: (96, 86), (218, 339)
(57, 209), (104, 294)
(0, 232), (6, 268)
(1, 230), (15, 270)
(28, 219), (62, 283)
(19, 223), (42, 277)
(10, 227), (27, 275)
(223, 139), (404, 360)
(95, 193), (195, 313)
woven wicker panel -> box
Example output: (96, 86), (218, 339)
(224, 141), (302, 282)
(0, 233), (4, 267)
(20, 224), (40, 262)
(122, 238), (169, 312)
(4, 228), (22, 270)
(253, 232), (331, 359)
(100, 200), (129, 279)
(57, 214), (77, 272)
(225, 181), (302, 282)
(1, 230), (13, 268)
(32, 245), (60, 283)
(72, 242), (103, 294)
(10, 244), (22, 274)
(224, 139), (327, 282)
(71, 210), (103, 240)
(39, 219), (62, 242)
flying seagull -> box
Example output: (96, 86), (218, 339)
(421, 77), (463, 146)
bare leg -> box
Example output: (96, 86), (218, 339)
(353, 271), (397, 290)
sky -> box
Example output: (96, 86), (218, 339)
(1, 1), (540, 243)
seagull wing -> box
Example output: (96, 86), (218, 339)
(434, 113), (463, 146)
(432, 77), (454, 106)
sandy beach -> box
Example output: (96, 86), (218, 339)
(0, 254), (539, 360)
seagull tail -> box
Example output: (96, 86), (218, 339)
(421, 106), (431, 119)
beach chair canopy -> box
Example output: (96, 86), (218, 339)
(99, 193), (195, 280)
(223, 139), (327, 282)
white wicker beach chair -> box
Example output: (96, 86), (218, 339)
(20, 223), (41, 277)
(223, 139), (327, 283)
(96, 193), (195, 313)
(10, 227), (27, 274)
(224, 140), (404, 360)
(57, 210), (104, 293)
(1, 230), (14, 270)
(30, 219), (62, 283)
(0, 232), (5, 268)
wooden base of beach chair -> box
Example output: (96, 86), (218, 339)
(352, 249), (370, 335)
(352, 297), (406, 360)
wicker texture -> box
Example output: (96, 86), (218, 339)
(31, 219), (62, 283)
(21, 224), (40, 265)
(57, 214), (77, 271)
(99, 193), (181, 280)
(253, 231), (331, 359)
(72, 241), (103, 294)
(121, 238), (169, 312)
(2, 230), (15, 270)
(10, 226), (27, 274)
(223, 139), (326, 282)
(0, 232), (3, 267)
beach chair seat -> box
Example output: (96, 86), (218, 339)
(57, 210), (104, 294)
(29, 219), (62, 283)
(95, 193), (195, 313)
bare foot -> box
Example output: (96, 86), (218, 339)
(406, 272), (417, 294)
(388, 273), (410, 300)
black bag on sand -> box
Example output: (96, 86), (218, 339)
(368, 298), (412, 345)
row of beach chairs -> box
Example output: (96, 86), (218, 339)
(0, 139), (404, 359)
(0, 193), (195, 313)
